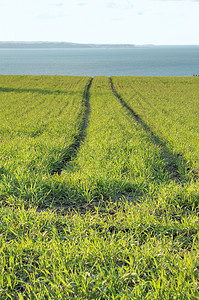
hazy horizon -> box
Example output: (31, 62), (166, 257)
(0, 0), (199, 45)
(1, 41), (199, 46)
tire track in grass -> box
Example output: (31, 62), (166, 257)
(53, 78), (93, 175)
(110, 77), (184, 182)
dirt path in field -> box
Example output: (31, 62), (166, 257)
(110, 78), (184, 182)
(55, 78), (93, 175)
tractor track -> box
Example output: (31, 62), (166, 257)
(52, 78), (93, 175)
(110, 77), (186, 182)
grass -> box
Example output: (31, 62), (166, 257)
(0, 75), (91, 206)
(0, 75), (198, 299)
(111, 76), (199, 174)
(0, 203), (198, 299)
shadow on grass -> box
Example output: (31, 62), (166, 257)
(110, 77), (197, 183)
(2, 78), (198, 212)
(0, 86), (78, 96)
(51, 78), (93, 175)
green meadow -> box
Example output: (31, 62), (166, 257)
(0, 75), (198, 299)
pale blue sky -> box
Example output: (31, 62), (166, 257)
(0, 0), (199, 44)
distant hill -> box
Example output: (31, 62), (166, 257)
(0, 41), (136, 49)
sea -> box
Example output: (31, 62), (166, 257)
(0, 46), (199, 77)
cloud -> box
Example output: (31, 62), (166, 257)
(112, 17), (124, 21)
(77, 2), (86, 6)
(37, 13), (58, 19)
(37, 13), (57, 19)
(156, 0), (184, 1)
(107, 2), (119, 8)
(51, 2), (64, 6)
(107, 1), (133, 9)
(37, 12), (65, 19)
(125, 0), (134, 8)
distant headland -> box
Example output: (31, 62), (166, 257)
(0, 41), (138, 49)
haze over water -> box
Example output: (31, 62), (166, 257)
(0, 46), (199, 77)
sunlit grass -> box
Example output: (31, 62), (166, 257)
(0, 75), (198, 299)
(0, 202), (198, 299)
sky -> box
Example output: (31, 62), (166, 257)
(0, 0), (199, 45)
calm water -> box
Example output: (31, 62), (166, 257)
(0, 46), (199, 76)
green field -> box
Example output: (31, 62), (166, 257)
(0, 75), (198, 299)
